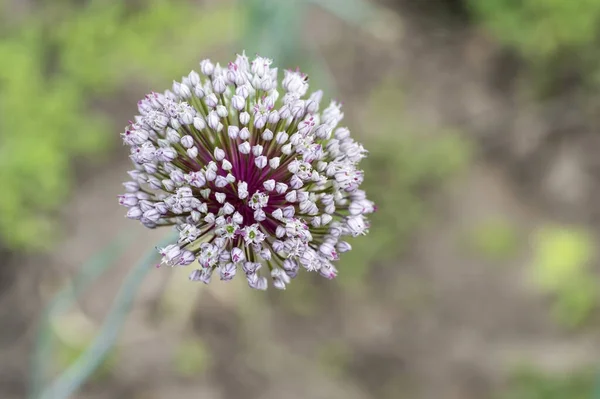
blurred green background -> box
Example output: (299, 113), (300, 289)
(2, 0), (600, 398)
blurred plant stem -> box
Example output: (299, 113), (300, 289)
(29, 231), (176, 399)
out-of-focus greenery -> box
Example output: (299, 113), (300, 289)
(462, 218), (521, 261)
(531, 225), (599, 328)
(317, 341), (352, 378)
(51, 311), (116, 381)
(0, 0), (240, 251)
(501, 364), (595, 399)
(338, 77), (472, 287)
(173, 338), (211, 377)
(467, 0), (600, 90)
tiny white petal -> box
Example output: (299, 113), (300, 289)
(215, 192), (226, 203)
(263, 179), (275, 191)
(254, 156), (267, 169)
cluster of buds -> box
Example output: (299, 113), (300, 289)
(118, 52), (375, 290)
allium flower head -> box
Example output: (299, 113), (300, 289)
(118, 52), (375, 290)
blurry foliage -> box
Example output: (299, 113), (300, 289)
(278, 273), (322, 316)
(317, 341), (352, 378)
(466, 0), (600, 91)
(173, 339), (211, 377)
(0, 0), (239, 251)
(51, 311), (116, 381)
(501, 364), (595, 399)
(338, 77), (472, 287)
(462, 218), (521, 261)
(531, 225), (599, 328)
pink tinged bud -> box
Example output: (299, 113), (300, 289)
(212, 76), (227, 94)
(200, 59), (215, 75)
(118, 194), (138, 207)
(254, 115), (267, 129)
(273, 279), (286, 290)
(215, 192), (226, 203)
(232, 212), (243, 225)
(263, 179), (275, 191)
(187, 147), (199, 158)
(204, 213), (215, 223)
(193, 116), (206, 130)
(222, 202), (235, 214)
(219, 263), (237, 281)
(275, 131), (288, 144)
(275, 182), (288, 194)
(239, 111), (250, 125)
(269, 157), (281, 169)
(149, 176), (162, 189)
(239, 127), (250, 140)
(143, 209), (161, 222)
(162, 179), (175, 191)
(248, 275), (268, 291)
(216, 105), (228, 118)
(170, 118), (181, 130)
(156, 147), (177, 162)
(254, 156), (267, 169)
(193, 84), (205, 98)
(214, 147), (226, 161)
(199, 268), (213, 284)
(262, 129), (273, 140)
(189, 269), (203, 281)
(197, 202), (208, 213)
(252, 145), (263, 156)
(205, 168), (217, 182)
(242, 262), (261, 274)
(259, 248), (271, 260)
(254, 209), (266, 221)
(337, 241), (352, 253)
(281, 144), (293, 155)
(143, 163), (157, 174)
(126, 207), (142, 219)
(155, 202), (168, 214)
(272, 209), (284, 221)
(138, 200), (154, 212)
(180, 135), (194, 148)
(228, 125), (239, 139)
(237, 182), (249, 199)
(215, 176), (228, 188)
(170, 169), (185, 183)
(285, 190), (297, 202)
(228, 247), (243, 264)
(311, 216), (322, 227)
(272, 240), (285, 253)
(290, 175), (303, 189)
(173, 81), (191, 99)
(221, 159), (232, 171)
(179, 251), (195, 265)
(268, 110), (280, 124)
(283, 206), (295, 218)
(207, 111), (220, 130)
(238, 141), (251, 154)
(319, 264), (338, 280)
(191, 211), (201, 223)
(188, 70), (200, 86)
(166, 128), (180, 143)
(232, 95), (246, 110)
(319, 242), (338, 260)
(236, 84), (250, 98)
(335, 127), (350, 140)
(276, 225), (286, 238)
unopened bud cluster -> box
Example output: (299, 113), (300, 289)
(118, 52), (375, 290)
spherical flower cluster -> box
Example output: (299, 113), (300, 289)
(118, 52), (375, 290)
